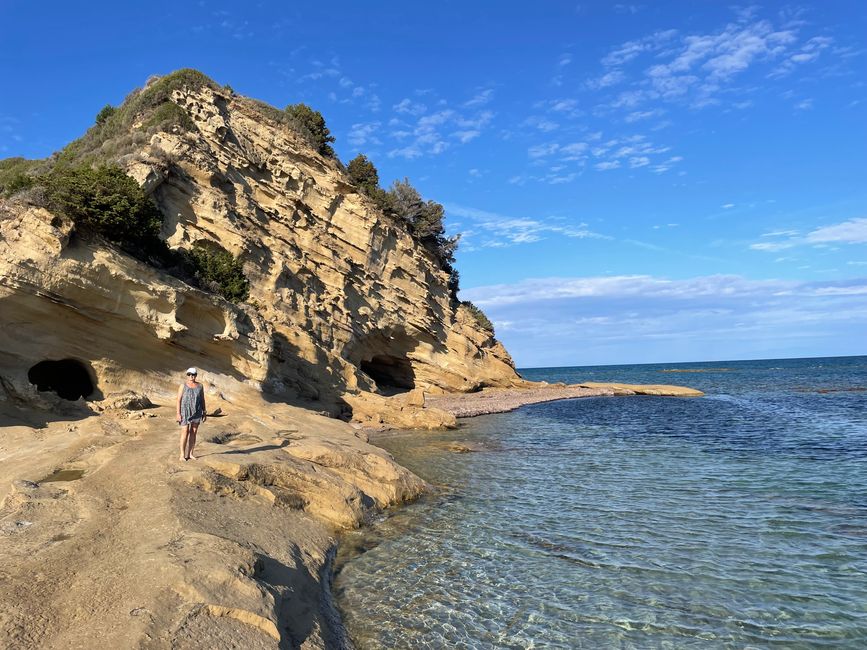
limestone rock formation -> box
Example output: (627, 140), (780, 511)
(0, 75), (521, 425)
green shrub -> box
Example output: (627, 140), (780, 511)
(347, 154), (379, 195)
(184, 244), (250, 303)
(95, 104), (116, 125)
(284, 103), (335, 156)
(386, 177), (460, 288)
(43, 165), (162, 249)
(461, 301), (494, 334)
(0, 157), (41, 197)
(346, 153), (396, 214)
(143, 101), (195, 132)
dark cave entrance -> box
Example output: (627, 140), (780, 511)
(27, 359), (95, 401)
(360, 354), (416, 393)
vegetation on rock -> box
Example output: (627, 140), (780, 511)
(461, 301), (495, 334)
(285, 103), (335, 157)
(95, 104), (117, 125)
(386, 178), (460, 295)
(345, 154), (461, 296)
(56, 68), (215, 167)
(184, 244), (250, 303)
(9, 163), (249, 304)
(0, 157), (41, 197)
(43, 164), (163, 249)
(347, 154), (380, 195)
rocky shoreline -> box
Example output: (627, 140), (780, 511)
(0, 391), (425, 650)
(424, 382), (704, 418)
(0, 380), (702, 649)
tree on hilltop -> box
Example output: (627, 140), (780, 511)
(285, 103), (335, 156)
(347, 154), (380, 196)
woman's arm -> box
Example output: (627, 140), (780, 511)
(201, 384), (207, 421)
(176, 384), (184, 421)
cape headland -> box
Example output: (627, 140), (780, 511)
(0, 70), (700, 648)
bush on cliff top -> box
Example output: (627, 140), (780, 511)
(461, 301), (494, 335)
(347, 154), (380, 195)
(387, 178), (460, 288)
(56, 69), (216, 167)
(345, 154), (462, 297)
(285, 103), (335, 157)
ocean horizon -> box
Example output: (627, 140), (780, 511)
(336, 355), (867, 648)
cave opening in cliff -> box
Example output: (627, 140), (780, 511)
(360, 355), (416, 393)
(27, 359), (95, 401)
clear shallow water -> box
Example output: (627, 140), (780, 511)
(334, 357), (867, 648)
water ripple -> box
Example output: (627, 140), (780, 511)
(335, 357), (867, 648)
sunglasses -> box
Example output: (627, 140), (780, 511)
(187, 373), (197, 376)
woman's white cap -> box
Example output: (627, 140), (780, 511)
(186, 367), (198, 375)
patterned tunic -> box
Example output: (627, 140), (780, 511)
(179, 383), (205, 425)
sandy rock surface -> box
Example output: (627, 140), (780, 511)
(426, 382), (703, 418)
(0, 395), (424, 649)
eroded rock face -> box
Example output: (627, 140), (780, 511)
(0, 85), (520, 423)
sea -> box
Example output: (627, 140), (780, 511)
(333, 356), (867, 649)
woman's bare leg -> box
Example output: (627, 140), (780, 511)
(187, 423), (199, 460)
(179, 425), (190, 461)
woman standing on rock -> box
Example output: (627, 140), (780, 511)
(177, 367), (206, 461)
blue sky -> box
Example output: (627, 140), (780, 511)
(1, 1), (865, 366)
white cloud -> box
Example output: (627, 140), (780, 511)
(624, 109), (664, 122)
(523, 116), (560, 132)
(393, 98), (427, 116)
(586, 70), (626, 89)
(751, 218), (867, 252)
(595, 160), (621, 170)
(347, 122), (381, 147)
(464, 274), (807, 307)
(464, 88), (495, 107)
(445, 203), (608, 248)
(601, 29), (679, 67)
(806, 217), (867, 244)
(385, 104), (492, 158)
(770, 36), (834, 77)
(452, 130), (481, 143)
(528, 143), (560, 158)
(594, 13), (831, 112)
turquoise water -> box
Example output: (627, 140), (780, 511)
(334, 356), (867, 648)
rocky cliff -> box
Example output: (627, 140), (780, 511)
(0, 73), (520, 426)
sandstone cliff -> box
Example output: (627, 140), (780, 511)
(0, 73), (520, 427)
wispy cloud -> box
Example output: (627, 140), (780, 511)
(770, 36), (834, 78)
(393, 98), (427, 116)
(806, 217), (867, 244)
(386, 104), (494, 159)
(592, 12), (836, 112)
(347, 122), (381, 147)
(445, 203), (608, 250)
(752, 217), (867, 251)
(464, 88), (495, 107)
